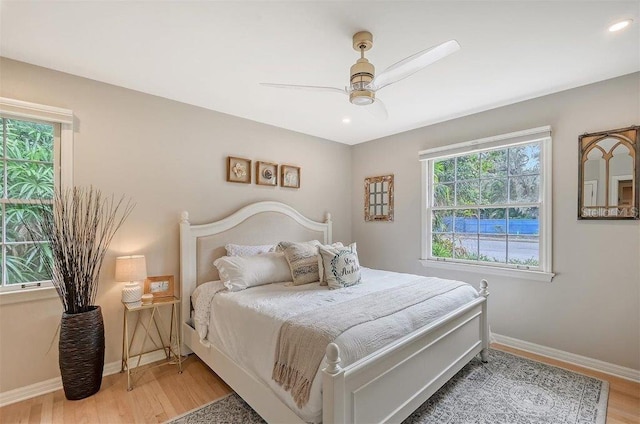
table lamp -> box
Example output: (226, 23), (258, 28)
(115, 255), (147, 303)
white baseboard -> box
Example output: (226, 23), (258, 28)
(493, 333), (640, 383)
(0, 350), (167, 408)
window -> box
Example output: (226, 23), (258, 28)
(0, 98), (73, 294)
(420, 127), (553, 281)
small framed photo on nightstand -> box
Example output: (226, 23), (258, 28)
(144, 275), (174, 298)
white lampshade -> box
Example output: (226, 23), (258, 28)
(115, 255), (147, 303)
(115, 255), (147, 282)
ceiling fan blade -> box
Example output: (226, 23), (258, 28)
(260, 83), (347, 95)
(369, 40), (460, 91)
(365, 98), (389, 120)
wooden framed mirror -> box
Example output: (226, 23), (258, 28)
(365, 175), (394, 222)
(578, 126), (639, 219)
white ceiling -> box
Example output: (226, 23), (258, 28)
(1, 1), (638, 145)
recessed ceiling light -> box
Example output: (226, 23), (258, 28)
(609, 19), (633, 32)
(342, 117), (351, 124)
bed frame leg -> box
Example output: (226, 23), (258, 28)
(479, 279), (490, 363)
(323, 343), (345, 424)
(481, 348), (489, 363)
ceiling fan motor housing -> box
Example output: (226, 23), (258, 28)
(349, 31), (376, 106)
(350, 58), (375, 105)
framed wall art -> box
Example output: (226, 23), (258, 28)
(227, 156), (251, 184)
(281, 164), (301, 188)
(365, 174), (394, 222)
(144, 275), (175, 299)
(256, 161), (278, 186)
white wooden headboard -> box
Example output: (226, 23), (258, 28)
(179, 201), (332, 327)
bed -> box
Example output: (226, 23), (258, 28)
(179, 201), (490, 424)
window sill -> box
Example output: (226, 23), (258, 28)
(0, 285), (59, 305)
(419, 259), (555, 282)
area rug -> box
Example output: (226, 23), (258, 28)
(166, 349), (608, 424)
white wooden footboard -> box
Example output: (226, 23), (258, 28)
(322, 282), (489, 424)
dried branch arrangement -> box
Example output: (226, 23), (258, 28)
(25, 187), (134, 314)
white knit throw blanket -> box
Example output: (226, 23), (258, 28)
(272, 277), (467, 408)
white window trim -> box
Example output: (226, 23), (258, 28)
(419, 126), (554, 282)
(0, 97), (74, 303)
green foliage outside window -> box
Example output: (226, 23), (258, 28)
(430, 144), (541, 266)
(1, 118), (55, 286)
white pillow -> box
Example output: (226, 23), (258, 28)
(318, 243), (361, 290)
(214, 252), (291, 292)
(225, 243), (274, 257)
(318, 242), (344, 285)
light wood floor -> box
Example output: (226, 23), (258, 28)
(1, 344), (638, 423)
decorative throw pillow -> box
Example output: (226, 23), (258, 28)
(274, 240), (321, 252)
(318, 243), (361, 290)
(225, 243), (274, 257)
(214, 252), (291, 292)
(277, 240), (322, 285)
(318, 242), (344, 285)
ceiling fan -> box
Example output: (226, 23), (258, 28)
(260, 31), (460, 120)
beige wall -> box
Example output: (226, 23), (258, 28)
(351, 72), (640, 370)
(0, 58), (353, 392)
(0, 56), (638, 395)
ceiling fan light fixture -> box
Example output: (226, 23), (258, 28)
(350, 90), (375, 106)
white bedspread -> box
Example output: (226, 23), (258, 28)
(192, 267), (478, 423)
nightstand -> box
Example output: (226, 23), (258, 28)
(120, 296), (183, 390)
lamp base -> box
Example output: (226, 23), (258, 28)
(122, 282), (142, 303)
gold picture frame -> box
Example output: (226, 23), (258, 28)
(256, 161), (278, 186)
(365, 174), (394, 222)
(281, 164), (301, 188)
(227, 156), (251, 184)
(144, 275), (175, 298)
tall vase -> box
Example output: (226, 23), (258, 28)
(59, 306), (105, 400)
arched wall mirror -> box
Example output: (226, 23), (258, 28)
(578, 126), (639, 219)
